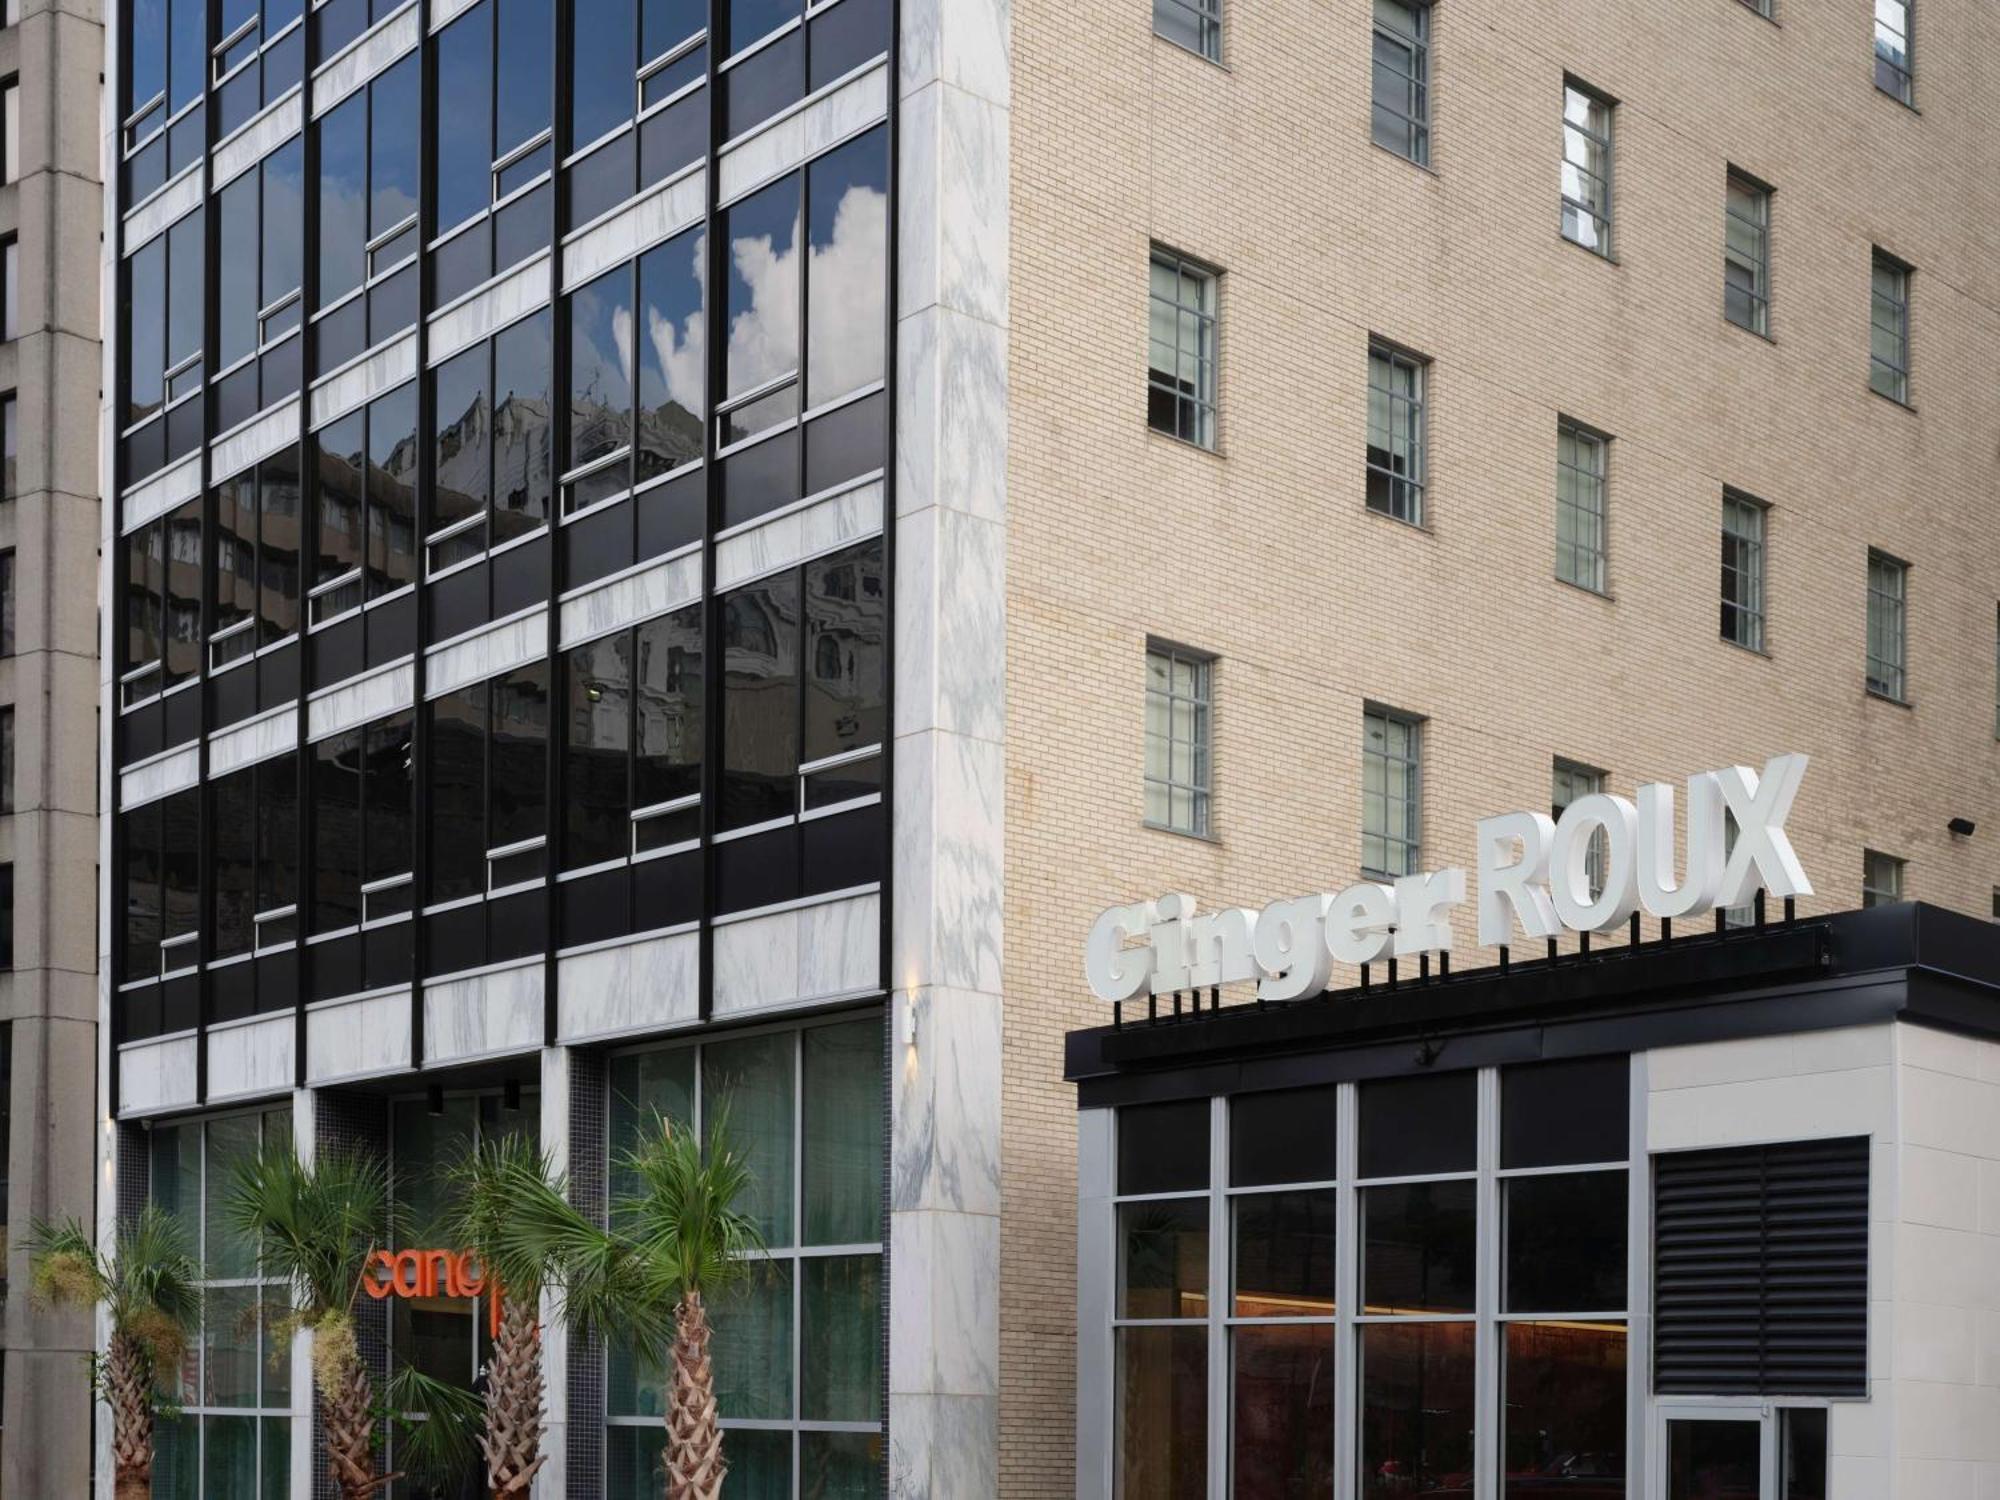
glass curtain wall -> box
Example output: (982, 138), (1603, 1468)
(605, 1014), (884, 1499)
(1109, 1056), (1632, 1499)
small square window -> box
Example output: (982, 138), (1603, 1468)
(1145, 643), (1213, 836)
(1724, 172), (1771, 335)
(1148, 249), (1218, 450)
(1561, 81), (1615, 256)
(1862, 849), (1903, 908)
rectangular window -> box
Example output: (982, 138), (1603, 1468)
(1555, 419), (1608, 592)
(310, 381), (417, 624)
(212, 752), (299, 962)
(0, 706), (13, 813)
(1561, 81), (1614, 256)
(436, 0), (556, 303)
(1866, 549), (1907, 701)
(1721, 491), (1767, 651)
(1366, 341), (1426, 524)
(311, 58), (418, 377)
(0, 548), (13, 656)
(3, 237), (17, 342)
(1362, 705), (1421, 878)
(1552, 759), (1608, 897)
(1371, 1), (1429, 164)
(122, 786), (199, 980)
(210, 453), (302, 670)
(146, 1111), (295, 1495)
(310, 711), (414, 932)
(2, 78), (16, 185)
(433, 307), (554, 566)
(604, 1017), (885, 1500)
(1869, 250), (1910, 403)
(1994, 605), (1999, 740)
(1148, 249), (1218, 449)
(1154, 0), (1220, 60)
(1143, 644), (1212, 837)
(425, 663), (550, 904)
(0, 863), (10, 968)
(1875, 0), (1913, 103)
(2, 391), (15, 497)
(1724, 171), (1770, 335)
(1862, 849), (1903, 908)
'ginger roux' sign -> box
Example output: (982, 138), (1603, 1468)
(1086, 753), (1813, 1004)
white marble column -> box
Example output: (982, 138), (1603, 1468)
(291, 1087), (317, 1498)
(536, 1046), (571, 1500)
(889, 0), (1009, 1491)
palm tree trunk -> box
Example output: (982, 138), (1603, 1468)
(105, 1331), (155, 1500)
(322, 1355), (393, 1499)
(664, 1290), (725, 1500)
(482, 1292), (548, 1497)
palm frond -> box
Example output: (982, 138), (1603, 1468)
(222, 1141), (389, 1317)
(27, 1217), (107, 1311)
(616, 1106), (767, 1306)
(382, 1365), (483, 1475)
(29, 1208), (201, 1366)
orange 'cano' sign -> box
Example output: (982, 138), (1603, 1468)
(362, 1248), (504, 1336)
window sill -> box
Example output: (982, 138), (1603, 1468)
(1868, 385), (1916, 413)
(1142, 819), (1220, 846)
(1873, 86), (1920, 116)
(1734, 0), (1778, 25)
(1148, 426), (1223, 459)
(1151, 28), (1227, 69)
(1361, 502), (1431, 535)
(1724, 315), (1776, 345)
(1559, 232), (1619, 267)
(1554, 575), (1614, 603)
(1865, 687), (1913, 710)
(1720, 635), (1772, 660)
(1369, 139), (1438, 177)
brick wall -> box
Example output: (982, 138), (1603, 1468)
(1000, 0), (2000, 1488)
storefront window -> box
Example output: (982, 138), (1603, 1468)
(147, 1109), (295, 1498)
(605, 1014), (884, 1498)
(1103, 1057), (1633, 1499)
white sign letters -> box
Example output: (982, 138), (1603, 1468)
(1085, 754), (1813, 1003)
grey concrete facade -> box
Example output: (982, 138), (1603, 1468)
(2, 0), (106, 1488)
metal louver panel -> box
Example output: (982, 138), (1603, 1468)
(1653, 1135), (1869, 1396)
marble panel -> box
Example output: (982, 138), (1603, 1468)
(311, 329), (419, 430)
(306, 989), (413, 1082)
(891, 986), (1000, 1216)
(124, 163), (203, 254)
(117, 1034), (199, 1116)
(711, 891), (880, 1015)
(118, 742), (200, 810)
(429, 252), (552, 366)
(213, 90), (304, 190)
(312, 1), (420, 118)
(209, 704), (299, 776)
(713, 478), (882, 591)
(562, 165), (706, 290)
(424, 961), (545, 1064)
(426, 607), (548, 699)
(205, 1013), (296, 1102)
(120, 449), (202, 533)
(308, 659), (415, 741)
(717, 60), (887, 203)
(212, 394), (302, 480)
(558, 546), (701, 648)
(555, 928), (700, 1043)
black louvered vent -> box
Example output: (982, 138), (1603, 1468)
(1654, 1135), (1869, 1397)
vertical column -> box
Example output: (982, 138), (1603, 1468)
(1074, 1108), (1114, 1500)
(536, 1045), (571, 1500)
(888, 0), (1009, 1487)
(291, 1087), (318, 1499)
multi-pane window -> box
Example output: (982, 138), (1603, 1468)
(1994, 605), (1999, 740)
(606, 1016), (885, 1499)
(310, 710), (415, 933)
(0, 548), (11, 658)
(310, 381), (417, 624)
(1, 392), (13, 497)
(146, 1111), (295, 1499)
(1147, 249), (1218, 450)
(214, 139), (305, 431)
(1365, 341), (1425, 523)
(1552, 759), (1608, 897)
(312, 57), (419, 378)
(121, 501), (201, 704)
(1111, 1059), (1631, 1500)
(210, 752), (299, 966)
(209, 0), (304, 141)
(1866, 549), (1907, 701)
(1862, 849), (1904, 908)
(1869, 250), (1910, 402)
(562, 604), (705, 870)
(121, 786), (199, 982)
(1560, 81), (1614, 256)
(1143, 644), (1212, 837)
(1874, 0), (1913, 103)
(1721, 491), (1767, 651)
(436, 0), (555, 305)
(1556, 419), (1608, 592)
(1154, 0), (1220, 60)
(0, 706), (14, 814)
(1, 236), (13, 341)
(563, 230), (704, 518)
(1362, 706), (1421, 879)
(123, 211), (206, 479)
(120, 0), (205, 207)
(1724, 172), (1770, 335)
(431, 309), (555, 573)
(210, 454), (302, 671)
(426, 664), (551, 905)
(1371, 0), (1429, 164)
(0, 863), (10, 968)
(2, 78), (16, 185)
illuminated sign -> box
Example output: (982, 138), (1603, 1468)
(363, 1248), (505, 1336)
(1086, 753), (1814, 1003)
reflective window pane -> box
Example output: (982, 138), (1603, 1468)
(805, 126), (887, 408)
(719, 569), (799, 831)
(710, 1257), (792, 1419)
(633, 604), (703, 810)
(1234, 1190), (1335, 1317)
(1234, 1324), (1335, 1500)
(493, 308), (554, 535)
(1120, 1199), (1209, 1320)
(1363, 1179), (1475, 1315)
(1230, 1085), (1337, 1187)
(1502, 1056), (1629, 1168)
(801, 1430), (884, 1498)
(1358, 1073), (1475, 1178)
(1666, 1419), (1758, 1500)
(569, 265), (635, 473)
(803, 538), (885, 763)
(702, 1032), (795, 1246)
(722, 173), (799, 400)
(1781, 1406), (1827, 1500)
(1503, 1321), (1626, 1497)
(436, 5), (493, 234)
(1121, 1326), (1207, 1500)
(803, 1018), (883, 1245)
(1359, 1321), (1475, 1499)
(1505, 1170), (1628, 1314)
(801, 1253), (881, 1422)
(1119, 1098), (1210, 1195)
(563, 631), (632, 869)
(317, 94), (367, 304)
(636, 226), (706, 481)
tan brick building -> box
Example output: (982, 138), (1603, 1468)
(1003, 0), (2000, 1491)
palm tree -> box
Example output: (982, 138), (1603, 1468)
(223, 1141), (398, 1500)
(472, 1112), (761, 1500)
(29, 1208), (200, 1500)
(445, 1130), (575, 1498)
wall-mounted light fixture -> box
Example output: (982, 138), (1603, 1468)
(1949, 816), (1977, 837)
(901, 997), (919, 1052)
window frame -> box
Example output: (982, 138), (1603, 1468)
(1152, 0), (1222, 63)
(1874, 0), (1914, 104)
(1559, 78), (1615, 258)
(1365, 339), (1427, 525)
(1555, 417), (1609, 593)
(1, 76), (17, 187)
(1552, 758), (1608, 898)
(1370, 0), (1430, 166)
(1869, 249), (1911, 404)
(1862, 849), (1904, 908)
(1720, 489), (1767, 653)
(1865, 548), (1908, 703)
(1143, 641), (1214, 839)
(1147, 247), (1220, 451)
(1361, 703), (1422, 880)
(1723, 170), (1771, 336)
